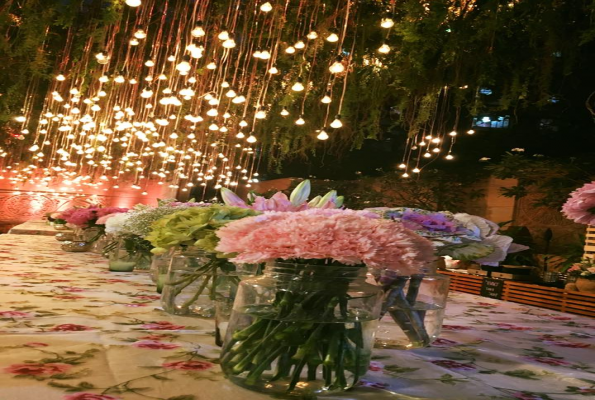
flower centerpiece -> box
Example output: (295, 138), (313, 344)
(215, 208), (434, 396)
(566, 260), (595, 293)
(59, 206), (128, 243)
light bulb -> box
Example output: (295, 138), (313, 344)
(402, 173), (409, 178)
(449, 130), (457, 136)
(255, 109), (267, 119)
(125, 0), (141, 6)
(317, 129), (329, 140)
(291, 78), (305, 92)
(176, 56), (192, 73)
(381, 17), (395, 29)
(423, 152), (431, 158)
(295, 115), (305, 125)
(209, 123), (219, 131)
(95, 52), (109, 64)
(467, 129), (475, 135)
(329, 56), (345, 74)
(445, 154), (454, 160)
(14, 116), (26, 123)
(134, 29), (146, 39)
(218, 29), (230, 41)
(413, 167), (421, 173)
(378, 44), (390, 54)
(236, 132), (245, 139)
(141, 88), (153, 98)
(191, 22), (205, 37)
(114, 75), (125, 83)
(223, 38), (236, 48)
(158, 74), (167, 80)
(260, 2), (273, 12)
(431, 138), (441, 143)
(129, 38), (139, 46)
(326, 30), (339, 42)
(226, 89), (237, 98)
(207, 109), (218, 117)
(259, 50), (271, 60)
(223, 112), (231, 119)
(295, 40), (305, 49)
(285, 46), (296, 54)
(167, 55), (176, 62)
(232, 95), (246, 103)
(268, 65), (279, 74)
(56, 74), (66, 81)
(398, 163), (407, 169)
(207, 61), (217, 70)
(253, 49), (262, 58)
(247, 135), (257, 143)
(280, 108), (289, 116)
(145, 59), (155, 67)
(330, 115), (342, 129)
(432, 148), (440, 153)
(307, 31), (318, 40)
(321, 93), (332, 104)
(239, 120), (248, 127)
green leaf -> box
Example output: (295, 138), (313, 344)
(503, 369), (540, 380)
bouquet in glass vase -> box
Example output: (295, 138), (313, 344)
(215, 208), (434, 396)
(59, 205), (128, 244)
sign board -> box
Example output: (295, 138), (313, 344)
(480, 277), (504, 299)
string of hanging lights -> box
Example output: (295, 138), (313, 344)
(2, 0), (478, 197)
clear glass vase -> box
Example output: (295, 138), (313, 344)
(161, 253), (251, 318)
(150, 254), (173, 293)
(220, 262), (383, 397)
(108, 239), (143, 272)
(90, 235), (110, 254)
(373, 267), (450, 349)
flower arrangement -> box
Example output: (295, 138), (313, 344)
(216, 208), (434, 394)
(220, 179), (344, 211)
(59, 206), (128, 229)
(567, 260), (595, 280)
(562, 182), (595, 225)
(367, 207), (528, 266)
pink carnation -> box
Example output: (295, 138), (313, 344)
(562, 182), (595, 224)
(215, 208), (435, 274)
(60, 206), (128, 228)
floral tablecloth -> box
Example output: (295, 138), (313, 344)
(8, 221), (64, 236)
(0, 235), (593, 400)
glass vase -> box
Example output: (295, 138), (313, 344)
(373, 268), (450, 349)
(90, 235), (110, 254)
(108, 239), (142, 272)
(220, 262), (383, 397)
(161, 253), (251, 318)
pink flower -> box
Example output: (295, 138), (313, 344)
(562, 182), (595, 224)
(162, 360), (214, 371)
(50, 324), (93, 332)
(23, 342), (48, 347)
(251, 192), (309, 212)
(368, 361), (384, 371)
(4, 363), (71, 376)
(133, 340), (180, 350)
(0, 311), (32, 318)
(140, 321), (185, 330)
(215, 209), (435, 274)
(64, 393), (121, 400)
(525, 357), (571, 366)
(431, 360), (475, 370)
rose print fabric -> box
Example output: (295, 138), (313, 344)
(0, 234), (593, 399)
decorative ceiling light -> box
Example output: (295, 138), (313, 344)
(330, 115), (343, 129)
(291, 77), (305, 92)
(381, 17), (395, 29)
(191, 21), (205, 37)
(329, 56), (345, 74)
(326, 29), (339, 42)
(316, 129), (329, 140)
(125, 0), (141, 6)
(260, 2), (273, 12)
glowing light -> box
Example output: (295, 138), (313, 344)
(247, 135), (257, 143)
(307, 31), (318, 40)
(445, 154), (454, 160)
(291, 78), (305, 92)
(449, 131), (457, 136)
(255, 109), (267, 119)
(268, 66), (279, 74)
(381, 17), (395, 29)
(260, 2), (273, 12)
(218, 29), (230, 41)
(191, 22), (205, 37)
(56, 73), (66, 81)
(295, 41), (305, 49)
(330, 115), (343, 129)
(378, 44), (391, 54)
(280, 108), (289, 116)
(326, 30), (339, 42)
(316, 129), (329, 140)
(467, 129), (475, 135)
(329, 56), (345, 74)
(295, 115), (305, 125)
(321, 93), (332, 104)
(125, 0), (141, 6)
(285, 46), (296, 54)
(134, 29), (146, 39)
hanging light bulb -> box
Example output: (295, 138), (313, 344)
(467, 129), (475, 135)
(134, 29), (147, 39)
(218, 28), (230, 41)
(291, 77), (305, 92)
(330, 115), (343, 129)
(56, 73), (66, 81)
(326, 29), (339, 42)
(268, 65), (279, 74)
(206, 61), (217, 70)
(402, 173), (410, 178)
(317, 129), (329, 140)
(255, 109), (267, 119)
(285, 46), (296, 54)
(191, 21), (205, 37)
(206, 109), (218, 117)
(125, 0), (141, 6)
(232, 95), (246, 103)
(295, 40), (306, 49)
(445, 154), (454, 160)
(295, 115), (305, 125)
(145, 59), (155, 67)
(14, 116), (26, 123)
(329, 56), (345, 74)
(449, 130), (457, 136)
(247, 134), (257, 143)
(378, 43), (391, 54)
(95, 52), (109, 64)
(280, 108), (289, 116)
(141, 87), (153, 98)
(381, 17), (395, 29)
(423, 152), (432, 158)
(158, 74), (167, 80)
(226, 89), (237, 98)
(259, 50), (271, 60)
(260, 2), (273, 12)
(129, 38), (140, 46)
(239, 120), (249, 127)
(209, 123), (219, 131)
(176, 56), (192, 73)
(114, 74), (125, 83)
(222, 38), (236, 48)
(307, 31), (318, 40)
(321, 92), (332, 103)
(398, 163), (407, 169)
(253, 49), (262, 58)
(236, 132), (245, 139)
(412, 167), (420, 173)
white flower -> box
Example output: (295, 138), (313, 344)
(105, 212), (132, 235)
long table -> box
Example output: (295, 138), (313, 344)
(0, 234), (593, 400)
(8, 221), (65, 236)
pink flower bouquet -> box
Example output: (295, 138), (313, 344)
(217, 208), (434, 394)
(59, 206), (128, 242)
(562, 182), (595, 225)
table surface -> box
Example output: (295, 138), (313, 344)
(0, 234), (593, 400)
(8, 221), (66, 236)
